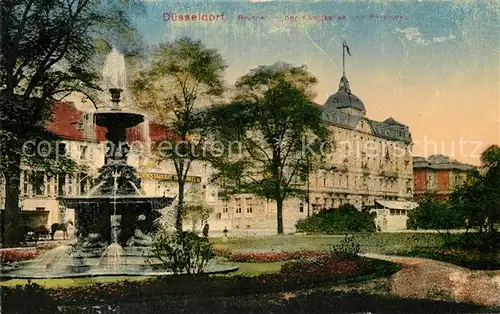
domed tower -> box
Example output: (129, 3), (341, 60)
(324, 75), (366, 116)
(324, 41), (366, 117)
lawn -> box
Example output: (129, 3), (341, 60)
(0, 232), (447, 289)
(211, 232), (447, 255)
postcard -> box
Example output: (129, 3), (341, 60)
(1, 0), (499, 313)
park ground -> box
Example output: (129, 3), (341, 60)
(1, 233), (499, 313)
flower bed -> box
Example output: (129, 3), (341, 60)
(212, 247), (328, 262)
(0, 249), (41, 263)
(228, 250), (328, 262)
(281, 253), (359, 278)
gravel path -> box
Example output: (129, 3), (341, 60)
(361, 253), (500, 307)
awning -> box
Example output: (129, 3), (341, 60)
(374, 200), (418, 210)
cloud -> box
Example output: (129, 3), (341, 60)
(395, 27), (428, 45)
(396, 27), (456, 45)
(432, 34), (456, 43)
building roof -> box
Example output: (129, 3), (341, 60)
(413, 154), (475, 171)
(47, 102), (173, 143)
(319, 74), (412, 143)
(319, 106), (412, 143)
(375, 200), (419, 210)
(324, 75), (366, 114)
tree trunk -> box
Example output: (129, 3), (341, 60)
(276, 198), (284, 235)
(2, 157), (22, 247)
(175, 180), (185, 232)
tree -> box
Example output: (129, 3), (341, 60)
(450, 145), (500, 235)
(407, 193), (464, 242)
(182, 188), (213, 232)
(210, 63), (329, 234)
(130, 38), (227, 232)
(183, 203), (213, 232)
(0, 0), (135, 246)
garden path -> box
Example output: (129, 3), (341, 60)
(360, 253), (500, 307)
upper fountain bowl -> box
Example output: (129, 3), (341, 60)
(95, 111), (144, 129)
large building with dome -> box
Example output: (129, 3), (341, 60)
(208, 70), (415, 234)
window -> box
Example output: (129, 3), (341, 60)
(33, 172), (45, 196)
(246, 225), (251, 229)
(22, 171), (28, 195)
(88, 147), (94, 161)
(299, 203), (304, 213)
(58, 174), (66, 196)
(235, 198), (242, 214)
(80, 173), (88, 195)
(58, 143), (67, 155)
(216, 213), (222, 220)
(246, 198), (252, 213)
(222, 203), (228, 213)
(67, 175), (73, 195)
(46, 174), (54, 196)
(79, 145), (88, 160)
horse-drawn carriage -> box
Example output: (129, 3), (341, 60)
(21, 225), (50, 245)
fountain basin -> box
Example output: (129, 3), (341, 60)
(1, 258), (239, 279)
(59, 196), (173, 247)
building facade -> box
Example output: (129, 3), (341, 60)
(413, 154), (475, 201)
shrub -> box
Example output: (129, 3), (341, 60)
(295, 204), (376, 234)
(1, 281), (59, 313)
(445, 231), (500, 252)
(152, 230), (213, 274)
(333, 234), (361, 258)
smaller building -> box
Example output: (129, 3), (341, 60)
(413, 155), (475, 202)
(371, 200), (418, 232)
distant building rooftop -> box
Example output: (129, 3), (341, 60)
(413, 154), (475, 171)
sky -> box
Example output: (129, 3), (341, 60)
(119, 0), (498, 165)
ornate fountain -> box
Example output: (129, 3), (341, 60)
(55, 86), (174, 273)
(0, 49), (237, 278)
(62, 87), (170, 249)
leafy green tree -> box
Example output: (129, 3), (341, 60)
(407, 193), (464, 242)
(130, 38), (227, 232)
(209, 63), (329, 234)
(450, 145), (500, 235)
(183, 191), (214, 232)
(0, 0), (135, 246)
